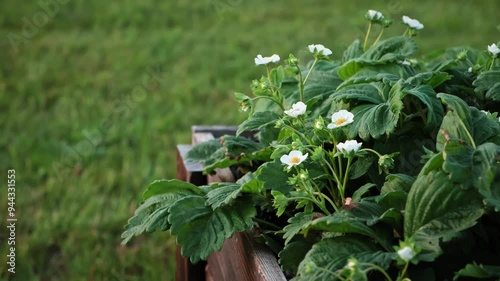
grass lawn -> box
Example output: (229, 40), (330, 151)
(0, 0), (498, 280)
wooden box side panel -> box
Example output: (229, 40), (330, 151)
(206, 232), (287, 281)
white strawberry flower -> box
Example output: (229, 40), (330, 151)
(397, 246), (415, 262)
(308, 44), (332, 56)
(487, 44), (500, 57)
(366, 10), (383, 21)
(402, 15), (424, 30)
(327, 110), (354, 129)
(336, 140), (362, 155)
(280, 150), (308, 169)
(284, 102), (307, 118)
(254, 54), (280, 65)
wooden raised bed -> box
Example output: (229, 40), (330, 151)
(176, 126), (287, 281)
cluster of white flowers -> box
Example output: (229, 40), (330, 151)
(280, 108), (362, 167)
(254, 54), (280, 65)
(256, 43), (332, 67)
(402, 15), (424, 30)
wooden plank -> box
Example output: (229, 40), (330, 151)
(206, 232), (287, 281)
(192, 125), (239, 138)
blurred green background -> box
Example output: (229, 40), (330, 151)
(0, 0), (498, 280)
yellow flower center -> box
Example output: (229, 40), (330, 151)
(290, 156), (301, 164)
(335, 118), (347, 125)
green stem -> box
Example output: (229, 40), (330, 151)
(252, 96), (284, 111)
(303, 58), (318, 85)
(298, 117), (313, 141)
(314, 266), (345, 280)
(309, 178), (339, 212)
(361, 264), (394, 281)
(252, 217), (281, 231)
(319, 161), (338, 202)
(456, 118), (476, 148)
(372, 27), (385, 46)
(302, 179), (331, 215)
(314, 191), (338, 213)
(397, 262), (409, 281)
(362, 148), (383, 158)
(402, 28), (409, 37)
(363, 22), (373, 51)
(324, 154), (341, 187)
(337, 153), (343, 183)
(296, 65), (304, 102)
(282, 123), (310, 144)
(341, 157), (353, 200)
(490, 57), (496, 70)
(414, 98), (427, 125)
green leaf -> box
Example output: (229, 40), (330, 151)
(142, 179), (204, 199)
(339, 82), (403, 140)
(363, 36), (416, 61)
(205, 183), (242, 209)
(295, 237), (394, 281)
(306, 212), (393, 250)
(338, 59), (363, 81)
(381, 174), (415, 194)
(442, 140), (475, 188)
(471, 143), (500, 211)
(121, 180), (204, 244)
(469, 108), (500, 147)
(454, 262), (500, 280)
(336, 66), (401, 90)
(237, 111), (281, 135)
(186, 139), (225, 167)
(349, 202), (404, 236)
(222, 135), (265, 155)
(338, 36), (417, 80)
(283, 212), (315, 245)
(190, 135), (271, 174)
(270, 66), (285, 88)
(437, 93), (471, 124)
(437, 111), (474, 150)
(473, 70), (500, 101)
(403, 84), (444, 130)
(279, 240), (314, 275)
(376, 191), (408, 211)
(405, 71), (452, 88)
(352, 183), (376, 202)
(257, 160), (294, 194)
(349, 155), (375, 180)
(405, 167), (484, 261)
(169, 195), (256, 263)
(342, 39), (363, 63)
(238, 172), (265, 193)
(271, 190), (288, 217)
(436, 96), (500, 151)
